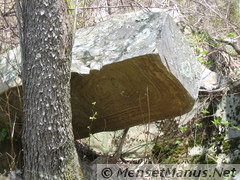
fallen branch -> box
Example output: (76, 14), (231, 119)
(214, 37), (240, 55)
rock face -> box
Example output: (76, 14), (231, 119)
(0, 47), (21, 95)
(215, 94), (240, 139)
(0, 11), (202, 139)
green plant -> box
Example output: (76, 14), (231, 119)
(196, 47), (209, 55)
(89, 111), (97, 121)
(175, 140), (181, 145)
(211, 117), (222, 125)
(201, 109), (210, 114)
(233, 126), (240, 130)
(226, 32), (237, 38)
(197, 57), (212, 66)
(66, 0), (75, 11)
(195, 123), (203, 127)
(221, 121), (231, 126)
(210, 41), (220, 47)
(179, 126), (187, 133)
(211, 117), (232, 127)
(87, 101), (98, 139)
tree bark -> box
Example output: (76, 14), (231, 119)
(20, 0), (82, 179)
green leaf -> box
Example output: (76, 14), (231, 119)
(197, 57), (204, 62)
(211, 42), (220, 47)
(201, 50), (209, 55)
(196, 47), (202, 52)
(233, 126), (240, 130)
(179, 126), (187, 132)
(175, 140), (181, 145)
(221, 121), (231, 126)
(201, 109), (210, 114)
(211, 118), (222, 125)
(89, 116), (96, 120)
(211, 120), (217, 125)
(226, 32), (237, 38)
(92, 102), (97, 106)
(196, 123), (203, 127)
(197, 57), (211, 66)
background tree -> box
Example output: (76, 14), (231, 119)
(19, 0), (82, 179)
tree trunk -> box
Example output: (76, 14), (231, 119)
(20, 0), (82, 179)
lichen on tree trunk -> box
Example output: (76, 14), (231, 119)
(20, 0), (82, 179)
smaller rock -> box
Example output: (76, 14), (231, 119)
(188, 146), (206, 156)
(200, 66), (223, 91)
(235, 172), (240, 180)
(217, 153), (231, 164)
(7, 169), (22, 180)
(234, 150), (240, 156)
(82, 123), (160, 158)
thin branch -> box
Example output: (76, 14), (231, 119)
(1, 10), (15, 17)
(214, 37), (240, 55)
(113, 128), (129, 160)
(192, 0), (240, 31)
(193, 16), (204, 27)
(199, 87), (227, 93)
(0, 9), (19, 38)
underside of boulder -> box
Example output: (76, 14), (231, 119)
(71, 54), (195, 138)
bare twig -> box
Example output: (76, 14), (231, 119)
(1, 10), (15, 17)
(192, 0), (240, 32)
(0, 9), (18, 38)
(113, 128), (129, 160)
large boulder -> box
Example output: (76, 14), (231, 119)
(71, 11), (202, 138)
(0, 11), (202, 139)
